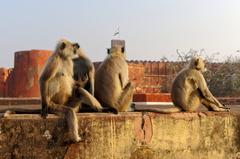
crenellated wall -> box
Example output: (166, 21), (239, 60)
(127, 60), (184, 94)
(0, 55), (225, 97)
(3, 51), (174, 97)
(0, 51), (237, 104)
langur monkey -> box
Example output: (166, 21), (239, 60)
(133, 56), (230, 113)
(95, 46), (134, 113)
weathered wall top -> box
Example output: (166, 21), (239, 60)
(0, 112), (239, 159)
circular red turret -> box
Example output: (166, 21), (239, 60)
(7, 50), (52, 97)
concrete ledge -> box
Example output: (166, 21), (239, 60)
(0, 98), (40, 105)
(0, 112), (240, 159)
(1, 96), (239, 106)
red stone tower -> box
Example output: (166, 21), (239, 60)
(6, 50), (52, 97)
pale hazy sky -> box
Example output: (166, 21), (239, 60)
(1, 0), (240, 67)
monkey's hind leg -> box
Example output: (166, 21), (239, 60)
(76, 87), (103, 112)
(51, 105), (81, 143)
(117, 82), (134, 112)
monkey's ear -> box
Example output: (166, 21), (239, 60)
(107, 48), (110, 54)
(121, 47), (125, 53)
(59, 42), (66, 50)
(73, 43), (80, 49)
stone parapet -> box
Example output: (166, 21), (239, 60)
(0, 112), (239, 159)
(0, 96), (240, 106)
(0, 98), (40, 105)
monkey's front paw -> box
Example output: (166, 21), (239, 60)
(41, 105), (48, 119)
(41, 113), (47, 118)
(219, 107), (230, 112)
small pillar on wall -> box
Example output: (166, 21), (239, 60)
(111, 39), (125, 49)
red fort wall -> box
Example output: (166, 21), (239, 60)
(0, 51), (239, 104)
(0, 54), (208, 98)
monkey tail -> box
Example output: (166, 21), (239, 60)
(0, 108), (41, 117)
(134, 107), (182, 114)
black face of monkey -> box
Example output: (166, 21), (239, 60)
(59, 42), (66, 51)
(73, 43), (80, 49)
(121, 47), (125, 53)
(73, 43), (80, 54)
(107, 46), (125, 55)
(193, 57), (206, 73)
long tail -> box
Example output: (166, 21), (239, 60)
(0, 108), (41, 117)
(134, 107), (182, 113)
